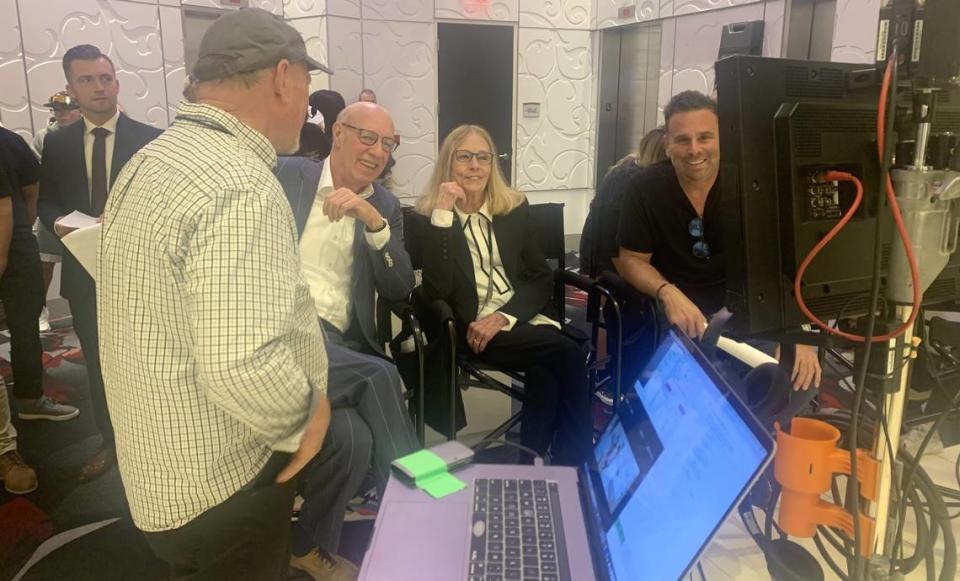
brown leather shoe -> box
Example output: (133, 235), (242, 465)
(290, 547), (359, 581)
(0, 450), (39, 494)
(79, 446), (116, 482)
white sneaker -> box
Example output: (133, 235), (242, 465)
(38, 307), (50, 333)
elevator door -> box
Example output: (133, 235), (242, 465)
(595, 23), (662, 188)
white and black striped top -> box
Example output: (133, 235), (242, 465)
(98, 102), (327, 532)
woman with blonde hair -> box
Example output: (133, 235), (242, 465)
(409, 124), (592, 466)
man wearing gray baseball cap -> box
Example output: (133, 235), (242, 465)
(97, 8), (349, 580)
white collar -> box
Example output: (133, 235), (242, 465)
(83, 109), (120, 135)
(455, 201), (492, 225)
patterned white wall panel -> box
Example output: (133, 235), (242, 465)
(362, 20), (436, 199)
(181, 0), (284, 13)
(0, 0), (33, 137)
(435, 0), (518, 21)
(361, 0), (433, 23)
(20, 0), (169, 131)
(159, 5), (184, 124)
(159, 0), (179, 7)
(327, 0), (360, 17)
(516, 28), (593, 192)
(284, 0), (327, 19)
(660, 0), (673, 19)
(595, 0), (659, 29)
(288, 16), (331, 92)
(326, 15), (363, 102)
(831, 0), (881, 64)
(520, 0), (590, 30)
(669, 2), (762, 97)
(657, 15), (675, 120)
(673, 0), (761, 17)
(761, 0), (784, 58)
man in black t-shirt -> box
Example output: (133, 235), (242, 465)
(617, 91), (821, 390)
(0, 127), (79, 423)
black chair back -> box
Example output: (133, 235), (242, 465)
(527, 202), (567, 324)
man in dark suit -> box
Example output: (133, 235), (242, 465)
(275, 102), (420, 578)
(38, 44), (161, 481)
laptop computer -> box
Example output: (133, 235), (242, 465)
(358, 328), (775, 581)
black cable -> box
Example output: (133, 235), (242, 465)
(845, 49), (900, 578)
(903, 447), (958, 581)
(471, 438), (544, 464)
(814, 531), (851, 580)
(803, 407), (952, 579)
(828, 348), (913, 381)
(890, 335), (960, 564)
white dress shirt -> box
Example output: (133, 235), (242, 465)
(299, 161), (391, 332)
(83, 109), (120, 201)
(432, 204), (559, 331)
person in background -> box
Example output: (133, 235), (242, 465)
(31, 92), (81, 333)
(357, 88), (377, 103)
(617, 90), (821, 390)
(38, 44), (161, 481)
(578, 127), (667, 393)
(1, 124), (80, 429)
(300, 89), (346, 161)
(275, 101), (419, 580)
(31, 91), (82, 158)
(1, 122), (82, 494)
(580, 126), (666, 278)
(98, 9), (342, 580)
(410, 124), (593, 466)
(0, 375), (35, 494)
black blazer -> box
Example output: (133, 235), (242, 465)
(407, 200), (553, 331)
(38, 114), (160, 301)
(274, 156), (415, 354)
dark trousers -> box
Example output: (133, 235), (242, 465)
(0, 237), (44, 400)
(143, 469), (296, 581)
(292, 407), (372, 557)
(69, 291), (113, 446)
(291, 323), (420, 557)
(472, 323), (593, 466)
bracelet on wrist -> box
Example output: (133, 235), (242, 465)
(655, 282), (673, 301)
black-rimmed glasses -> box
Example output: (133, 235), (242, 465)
(453, 150), (493, 165)
(340, 123), (399, 152)
(689, 216), (711, 260)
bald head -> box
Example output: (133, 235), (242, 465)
(330, 101), (397, 193)
(337, 101), (393, 131)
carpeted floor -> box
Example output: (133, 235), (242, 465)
(0, 324), (374, 581)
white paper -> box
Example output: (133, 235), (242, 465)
(61, 223), (101, 282)
(56, 211), (100, 231)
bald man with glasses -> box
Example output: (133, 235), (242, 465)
(275, 102), (419, 579)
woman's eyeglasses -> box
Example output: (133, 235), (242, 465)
(340, 123), (399, 152)
(689, 217), (711, 260)
(453, 150), (493, 165)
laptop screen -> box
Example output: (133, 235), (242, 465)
(587, 329), (773, 581)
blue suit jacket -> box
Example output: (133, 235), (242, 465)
(274, 156), (415, 354)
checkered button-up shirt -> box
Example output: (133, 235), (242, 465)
(98, 102), (327, 532)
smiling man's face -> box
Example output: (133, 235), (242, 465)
(665, 108), (719, 185)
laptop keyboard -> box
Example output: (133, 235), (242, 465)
(468, 478), (571, 581)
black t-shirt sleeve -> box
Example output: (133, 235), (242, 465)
(617, 175), (655, 254)
(0, 128), (39, 189)
(0, 165), (13, 200)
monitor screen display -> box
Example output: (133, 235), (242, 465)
(595, 330), (770, 581)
